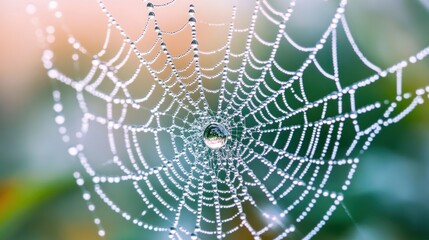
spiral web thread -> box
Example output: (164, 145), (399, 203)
(33, 0), (429, 239)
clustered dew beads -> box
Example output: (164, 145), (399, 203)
(34, 0), (429, 239)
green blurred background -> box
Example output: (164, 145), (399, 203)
(0, 0), (429, 239)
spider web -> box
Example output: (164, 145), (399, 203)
(32, 0), (429, 239)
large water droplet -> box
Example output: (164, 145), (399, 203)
(203, 123), (229, 150)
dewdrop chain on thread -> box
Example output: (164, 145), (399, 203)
(36, 0), (429, 239)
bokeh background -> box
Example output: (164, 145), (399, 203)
(0, 0), (429, 239)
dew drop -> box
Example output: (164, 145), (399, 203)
(98, 230), (105, 237)
(189, 17), (196, 26)
(203, 123), (229, 150)
(147, 3), (154, 10)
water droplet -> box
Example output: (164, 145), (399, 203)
(189, 17), (196, 26)
(203, 123), (229, 150)
(147, 3), (154, 10)
(98, 230), (105, 237)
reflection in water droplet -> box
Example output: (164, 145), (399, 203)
(203, 123), (229, 150)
